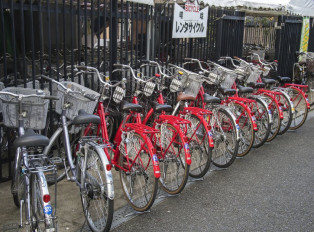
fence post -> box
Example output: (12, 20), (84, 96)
(110, 0), (118, 80)
(215, 10), (223, 61)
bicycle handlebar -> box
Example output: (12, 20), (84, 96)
(113, 63), (155, 83)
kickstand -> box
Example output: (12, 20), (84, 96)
(124, 208), (151, 218)
(188, 176), (204, 182)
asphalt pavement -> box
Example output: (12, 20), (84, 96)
(1, 111), (314, 232)
(113, 112), (314, 232)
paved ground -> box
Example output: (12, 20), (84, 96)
(1, 111), (314, 232)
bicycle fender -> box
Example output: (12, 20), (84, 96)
(221, 107), (241, 141)
(249, 95), (273, 124)
(273, 88), (295, 114)
(260, 92), (284, 120)
(232, 100), (258, 131)
(94, 146), (115, 200)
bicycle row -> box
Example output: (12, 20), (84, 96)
(0, 55), (310, 232)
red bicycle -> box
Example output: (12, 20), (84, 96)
(113, 63), (192, 195)
(77, 65), (161, 212)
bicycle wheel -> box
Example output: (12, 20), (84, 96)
(185, 114), (211, 178)
(119, 132), (158, 212)
(31, 172), (56, 231)
(233, 103), (255, 157)
(11, 147), (25, 208)
(78, 146), (114, 232)
(286, 87), (308, 130)
(251, 98), (271, 148)
(276, 91), (293, 135)
(211, 108), (239, 168)
(262, 95), (281, 142)
(155, 123), (189, 195)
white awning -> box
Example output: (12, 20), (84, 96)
(287, 0), (314, 17)
(127, 0), (154, 6)
(202, 0), (314, 17)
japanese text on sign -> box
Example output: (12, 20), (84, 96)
(172, 1), (208, 38)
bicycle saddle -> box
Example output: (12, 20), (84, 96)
(203, 93), (221, 104)
(177, 92), (196, 101)
(72, 109), (101, 125)
(219, 87), (236, 96)
(120, 102), (143, 113)
(261, 78), (276, 84)
(247, 82), (265, 89)
(276, 76), (291, 82)
(151, 101), (172, 113)
(13, 129), (50, 148)
(237, 85), (254, 94)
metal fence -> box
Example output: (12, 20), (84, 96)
(0, 0), (247, 182)
(275, 16), (303, 77)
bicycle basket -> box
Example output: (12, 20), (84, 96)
(307, 55), (314, 72)
(0, 82), (5, 113)
(55, 81), (100, 120)
(170, 78), (182, 92)
(220, 71), (237, 89)
(0, 87), (49, 129)
(245, 66), (262, 84)
(182, 74), (203, 97)
(113, 86), (125, 103)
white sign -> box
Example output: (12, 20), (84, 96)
(172, 1), (208, 38)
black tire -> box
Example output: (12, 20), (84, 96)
(31, 173), (56, 231)
(78, 146), (114, 232)
(211, 108), (239, 168)
(119, 133), (158, 212)
(186, 114), (212, 178)
(287, 87), (309, 130)
(11, 147), (25, 208)
(251, 97), (271, 148)
(233, 103), (255, 157)
(155, 123), (190, 195)
(276, 91), (293, 135)
(262, 94), (281, 142)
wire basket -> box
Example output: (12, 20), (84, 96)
(181, 74), (204, 98)
(0, 82), (5, 113)
(245, 66), (262, 84)
(219, 70), (237, 89)
(55, 81), (100, 120)
(307, 55), (314, 72)
(0, 87), (49, 129)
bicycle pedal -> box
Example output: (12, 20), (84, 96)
(46, 173), (57, 183)
(2, 222), (19, 231)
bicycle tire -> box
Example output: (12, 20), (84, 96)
(287, 87), (308, 130)
(155, 123), (190, 195)
(185, 114), (211, 178)
(211, 108), (239, 168)
(78, 146), (114, 232)
(233, 103), (255, 157)
(261, 94), (281, 142)
(31, 172), (56, 231)
(275, 91), (293, 135)
(119, 132), (158, 212)
(251, 97), (271, 148)
(11, 147), (25, 208)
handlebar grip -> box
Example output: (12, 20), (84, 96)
(44, 95), (59, 101)
(84, 94), (97, 101)
(141, 60), (150, 64)
(76, 66), (88, 70)
(184, 58), (193, 61)
(113, 64), (124, 68)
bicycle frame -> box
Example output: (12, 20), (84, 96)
(85, 99), (161, 179)
(196, 87), (240, 141)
